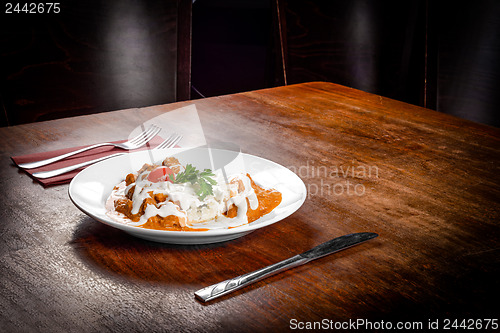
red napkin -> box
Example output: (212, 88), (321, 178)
(11, 136), (165, 187)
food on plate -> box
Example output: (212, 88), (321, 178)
(105, 157), (282, 231)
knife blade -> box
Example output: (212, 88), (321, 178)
(194, 232), (378, 302)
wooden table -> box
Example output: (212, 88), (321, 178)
(1, 82), (499, 332)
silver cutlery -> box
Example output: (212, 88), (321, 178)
(32, 133), (182, 179)
(152, 133), (182, 150)
(194, 232), (378, 302)
(18, 124), (161, 169)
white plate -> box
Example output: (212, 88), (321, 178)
(69, 147), (306, 244)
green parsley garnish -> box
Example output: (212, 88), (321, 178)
(173, 164), (217, 200)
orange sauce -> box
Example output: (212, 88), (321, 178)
(223, 174), (282, 224)
(245, 174), (282, 223)
(114, 173), (282, 231)
(138, 209), (209, 231)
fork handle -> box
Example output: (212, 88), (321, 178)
(32, 153), (125, 179)
(17, 143), (111, 169)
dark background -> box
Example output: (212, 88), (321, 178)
(1, 0), (499, 127)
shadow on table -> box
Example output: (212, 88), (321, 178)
(69, 214), (318, 287)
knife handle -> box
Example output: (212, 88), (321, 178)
(195, 255), (309, 302)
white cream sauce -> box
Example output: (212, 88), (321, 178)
(105, 164), (259, 229)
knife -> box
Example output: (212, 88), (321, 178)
(194, 232), (378, 302)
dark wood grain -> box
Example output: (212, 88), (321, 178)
(0, 82), (499, 332)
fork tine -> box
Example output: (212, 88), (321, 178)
(127, 125), (157, 145)
(154, 134), (175, 150)
(168, 135), (182, 148)
(143, 126), (162, 144)
(155, 134), (176, 150)
(130, 125), (160, 145)
(126, 128), (150, 145)
(153, 133), (182, 150)
(166, 134), (182, 148)
(131, 125), (161, 147)
(129, 125), (160, 146)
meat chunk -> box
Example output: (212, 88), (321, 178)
(125, 173), (136, 186)
(115, 198), (133, 216)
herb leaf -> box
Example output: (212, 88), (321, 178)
(174, 164), (217, 200)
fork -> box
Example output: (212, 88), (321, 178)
(31, 133), (182, 179)
(18, 124), (161, 169)
(152, 133), (182, 150)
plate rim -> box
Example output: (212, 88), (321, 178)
(68, 148), (307, 241)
